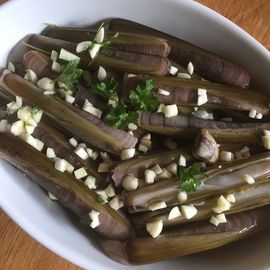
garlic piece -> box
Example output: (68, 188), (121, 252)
(147, 201), (167, 211)
(145, 169), (156, 184)
(181, 205), (197, 219)
(177, 191), (188, 202)
(74, 167), (87, 179)
(162, 104), (178, 118)
(59, 48), (80, 61)
(46, 147), (56, 159)
(89, 210), (100, 228)
(120, 148), (135, 160)
(122, 175), (139, 191)
(168, 206), (181, 220)
(84, 176), (97, 190)
(97, 66), (107, 81)
(146, 220), (163, 238)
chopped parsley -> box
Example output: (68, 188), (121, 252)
(31, 106), (40, 116)
(178, 164), (207, 192)
(129, 79), (159, 112)
(55, 60), (83, 91)
(90, 77), (119, 100)
(105, 100), (138, 129)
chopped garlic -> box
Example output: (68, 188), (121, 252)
(48, 192), (58, 201)
(213, 195), (231, 213)
(76, 41), (92, 53)
(169, 65), (178, 76)
(46, 147), (56, 159)
(244, 174), (255, 184)
(69, 137), (78, 148)
(59, 48), (80, 61)
(54, 159), (66, 172)
(122, 175), (139, 191)
(158, 88), (170, 96)
(157, 103), (165, 113)
(52, 61), (61, 73)
(128, 131), (134, 136)
(91, 151), (99, 160)
(168, 206), (181, 220)
(74, 146), (89, 160)
(89, 210), (100, 228)
(96, 190), (108, 203)
(262, 135), (270, 149)
(84, 176), (97, 190)
(104, 184), (115, 198)
(65, 161), (75, 174)
(86, 147), (93, 157)
(23, 134), (37, 148)
(100, 152), (110, 161)
(219, 151), (234, 162)
(128, 123), (137, 131)
(65, 94), (75, 104)
(37, 77), (55, 91)
(147, 201), (167, 211)
(50, 50), (58, 61)
(109, 196), (123, 211)
(35, 138), (44, 151)
(98, 162), (111, 173)
(138, 144), (148, 153)
(146, 220), (163, 238)
(178, 155), (186, 167)
(177, 72), (191, 79)
(145, 169), (156, 184)
(33, 110), (43, 124)
(17, 106), (37, 127)
(151, 164), (163, 175)
(187, 62), (194, 75)
(97, 66), (107, 81)
(166, 163), (177, 175)
(8, 61), (15, 72)
(216, 213), (227, 223)
(120, 148), (135, 160)
(0, 119), (8, 132)
(89, 43), (101, 59)
(127, 73), (136, 78)
(198, 88), (207, 96)
(197, 88), (208, 106)
(6, 101), (21, 114)
(210, 216), (219, 226)
(11, 120), (24, 136)
(255, 113), (263, 119)
(82, 99), (102, 118)
(249, 109), (256, 118)
(181, 205), (197, 219)
(264, 130), (270, 136)
(226, 193), (236, 203)
(142, 133), (151, 140)
(43, 90), (55, 95)
(94, 27), (105, 43)
(140, 139), (151, 148)
(163, 104), (178, 118)
(177, 191), (188, 202)
(74, 167), (88, 179)
(158, 168), (172, 179)
(24, 69), (38, 84)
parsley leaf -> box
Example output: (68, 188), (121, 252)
(90, 77), (119, 100)
(56, 60), (83, 91)
(31, 107), (40, 116)
(105, 100), (138, 129)
(178, 164), (207, 192)
(129, 79), (159, 111)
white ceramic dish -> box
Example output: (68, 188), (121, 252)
(1, 0), (270, 269)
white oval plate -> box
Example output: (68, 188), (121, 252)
(0, 0), (270, 269)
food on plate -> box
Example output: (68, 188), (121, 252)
(0, 19), (269, 265)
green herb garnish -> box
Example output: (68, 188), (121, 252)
(129, 79), (159, 112)
(178, 164), (207, 192)
(97, 196), (107, 205)
(56, 60), (83, 91)
(31, 107), (40, 116)
(90, 77), (119, 100)
(105, 100), (138, 129)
